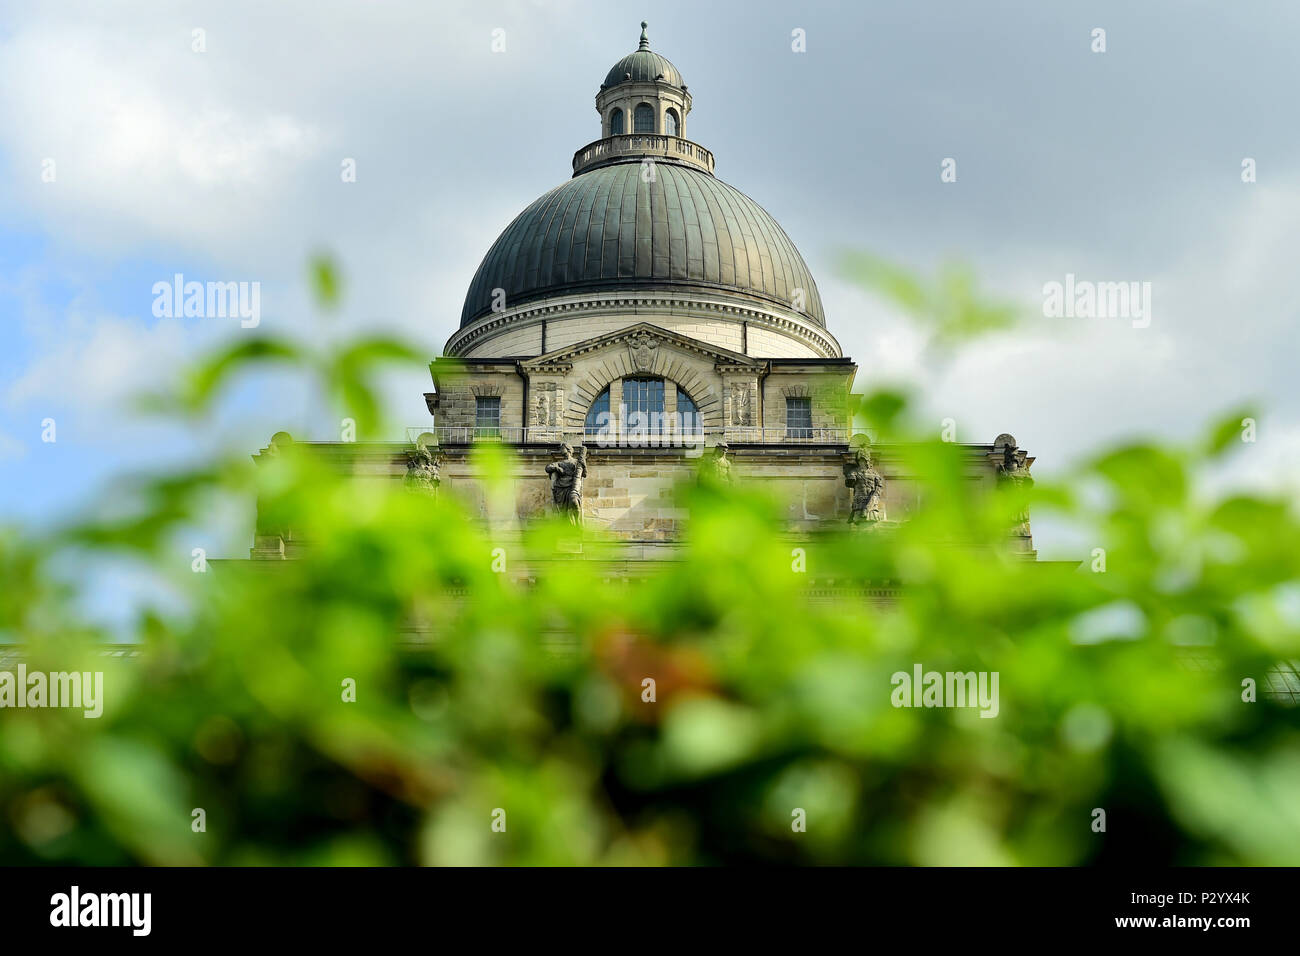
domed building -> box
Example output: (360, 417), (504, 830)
(420, 24), (870, 542)
(252, 24), (1038, 560)
(448, 22), (834, 362)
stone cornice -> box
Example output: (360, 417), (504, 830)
(595, 79), (692, 111)
(445, 292), (842, 359)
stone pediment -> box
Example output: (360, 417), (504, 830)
(517, 323), (761, 434)
(518, 322), (765, 375)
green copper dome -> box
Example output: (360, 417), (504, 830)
(602, 22), (683, 89)
(459, 161), (826, 329)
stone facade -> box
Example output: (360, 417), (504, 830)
(250, 435), (1036, 559)
(532, 445), (1019, 541)
(250, 25), (1040, 569)
(429, 323), (855, 445)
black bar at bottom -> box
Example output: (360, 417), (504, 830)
(1, 866), (1278, 942)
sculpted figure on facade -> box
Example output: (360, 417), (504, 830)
(628, 333), (657, 373)
(993, 434), (1033, 536)
(533, 384), (559, 427)
(546, 442), (587, 525)
(268, 431), (294, 458)
(699, 441), (733, 486)
(730, 383), (752, 426)
(844, 444), (885, 526)
(404, 442), (442, 495)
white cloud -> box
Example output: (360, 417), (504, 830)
(0, 23), (324, 259)
(6, 311), (191, 420)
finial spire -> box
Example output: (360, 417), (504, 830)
(638, 21), (650, 50)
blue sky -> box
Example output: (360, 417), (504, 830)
(2, 0), (1299, 572)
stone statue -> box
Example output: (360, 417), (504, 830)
(268, 431), (294, 457)
(844, 445), (885, 526)
(546, 442), (587, 525)
(404, 444), (441, 494)
(699, 441), (733, 485)
(993, 434), (1033, 535)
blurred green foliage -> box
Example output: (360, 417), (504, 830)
(1, 258), (1297, 866)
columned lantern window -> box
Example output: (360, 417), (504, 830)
(633, 103), (655, 133)
(665, 108), (679, 137)
(610, 108), (624, 136)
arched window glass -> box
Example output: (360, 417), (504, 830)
(587, 379), (702, 442)
(624, 377), (663, 437)
(633, 103), (655, 133)
(677, 388), (701, 436)
(609, 108), (624, 136)
(664, 108), (679, 137)
(585, 387), (611, 436)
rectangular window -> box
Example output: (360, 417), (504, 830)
(785, 397), (812, 439)
(474, 396), (501, 438)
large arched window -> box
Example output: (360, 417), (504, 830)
(664, 108), (680, 137)
(633, 103), (655, 133)
(609, 108), (624, 136)
(585, 379), (703, 442)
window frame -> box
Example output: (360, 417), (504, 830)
(677, 387), (702, 437)
(584, 387), (612, 437)
(785, 397), (813, 439)
(585, 378), (705, 441)
(633, 103), (655, 134)
(623, 377), (664, 436)
(474, 395), (502, 439)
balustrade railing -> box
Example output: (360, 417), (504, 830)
(572, 134), (716, 175)
(406, 425), (864, 447)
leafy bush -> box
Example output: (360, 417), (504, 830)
(1, 259), (1296, 865)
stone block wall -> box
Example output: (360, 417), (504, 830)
(761, 367), (854, 434)
(428, 361), (525, 432)
(248, 438), (1036, 559)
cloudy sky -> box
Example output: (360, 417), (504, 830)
(2, 0), (1298, 567)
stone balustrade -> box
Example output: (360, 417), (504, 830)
(572, 134), (716, 176)
(408, 425), (860, 447)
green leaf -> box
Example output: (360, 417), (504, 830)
(1204, 407), (1258, 457)
(309, 254), (343, 311)
(180, 337), (305, 413)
